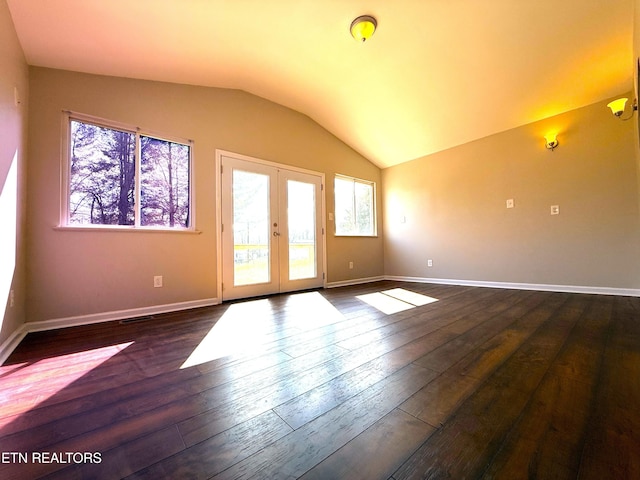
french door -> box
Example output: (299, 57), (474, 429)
(220, 154), (325, 300)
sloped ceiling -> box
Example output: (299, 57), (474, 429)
(6, 0), (635, 168)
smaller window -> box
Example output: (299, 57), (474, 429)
(334, 175), (376, 236)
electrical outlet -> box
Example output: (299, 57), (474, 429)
(348, 261), (354, 269)
(550, 205), (560, 215)
(154, 276), (163, 288)
(428, 259), (433, 267)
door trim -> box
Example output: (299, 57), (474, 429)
(215, 149), (326, 301)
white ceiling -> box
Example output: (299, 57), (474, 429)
(7, 0), (635, 168)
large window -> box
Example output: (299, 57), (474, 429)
(65, 114), (192, 229)
(334, 175), (376, 236)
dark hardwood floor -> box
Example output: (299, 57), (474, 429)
(1, 281), (639, 479)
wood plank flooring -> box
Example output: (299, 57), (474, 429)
(0, 281), (639, 479)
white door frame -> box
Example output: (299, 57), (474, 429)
(215, 149), (327, 301)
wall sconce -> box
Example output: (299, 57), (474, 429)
(607, 97), (638, 120)
(544, 132), (559, 151)
(350, 15), (377, 42)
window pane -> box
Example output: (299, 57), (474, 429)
(335, 176), (375, 236)
(233, 170), (270, 286)
(355, 181), (374, 235)
(288, 180), (316, 280)
(140, 136), (190, 227)
(335, 177), (355, 235)
(69, 120), (135, 225)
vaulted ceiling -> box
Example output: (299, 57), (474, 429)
(6, 0), (635, 168)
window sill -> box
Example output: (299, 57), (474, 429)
(54, 225), (202, 234)
(334, 234), (379, 238)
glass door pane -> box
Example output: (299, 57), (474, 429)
(221, 154), (323, 301)
(287, 179), (316, 280)
(232, 170), (270, 286)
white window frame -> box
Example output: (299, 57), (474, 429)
(334, 174), (377, 237)
(60, 111), (196, 232)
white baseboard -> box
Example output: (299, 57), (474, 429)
(325, 276), (386, 289)
(25, 297), (221, 333)
(385, 275), (640, 297)
(0, 326), (28, 366)
(0, 297), (220, 365)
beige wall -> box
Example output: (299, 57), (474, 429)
(27, 68), (383, 323)
(0, 0), (28, 345)
(383, 97), (640, 290)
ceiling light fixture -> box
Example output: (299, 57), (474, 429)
(544, 132), (559, 151)
(350, 15), (377, 42)
(607, 97), (637, 120)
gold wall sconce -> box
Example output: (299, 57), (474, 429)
(607, 97), (637, 120)
(544, 132), (559, 151)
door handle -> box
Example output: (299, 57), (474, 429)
(273, 231), (280, 236)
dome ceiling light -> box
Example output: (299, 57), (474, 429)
(350, 15), (377, 42)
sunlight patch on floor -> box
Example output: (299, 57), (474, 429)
(382, 288), (438, 306)
(282, 291), (345, 328)
(181, 292), (345, 369)
(181, 299), (274, 369)
(356, 288), (438, 315)
(0, 361), (29, 378)
(0, 341), (133, 424)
